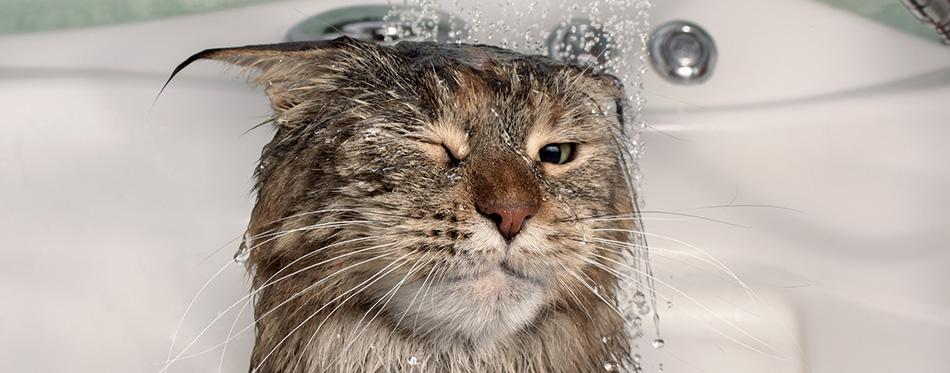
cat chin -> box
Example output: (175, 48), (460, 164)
(382, 264), (545, 348)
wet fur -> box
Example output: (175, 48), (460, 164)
(172, 37), (641, 372)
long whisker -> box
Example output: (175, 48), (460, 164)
(162, 257), (239, 373)
(590, 236), (749, 293)
(391, 258), (441, 342)
(255, 235), (408, 293)
(563, 211), (748, 228)
(319, 254), (437, 372)
(673, 204), (801, 213)
(260, 208), (417, 227)
(564, 266), (625, 321)
(589, 252), (801, 361)
(217, 292), (253, 373)
(593, 234), (770, 336)
(162, 239), (399, 366)
(559, 275), (596, 324)
(302, 253), (422, 369)
(591, 237), (806, 364)
(247, 219), (391, 247)
(592, 228), (757, 308)
(250, 243), (399, 325)
(255, 251), (414, 372)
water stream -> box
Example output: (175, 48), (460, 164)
(385, 0), (661, 370)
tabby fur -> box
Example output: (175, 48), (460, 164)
(171, 37), (640, 372)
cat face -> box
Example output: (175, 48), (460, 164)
(173, 37), (638, 369)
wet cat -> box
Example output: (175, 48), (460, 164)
(169, 37), (643, 372)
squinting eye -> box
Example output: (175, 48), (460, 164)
(536, 143), (575, 164)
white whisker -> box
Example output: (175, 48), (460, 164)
(255, 251), (415, 372)
(163, 240), (398, 367)
(589, 252), (801, 362)
(564, 266), (625, 321)
(217, 292), (253, 373)
(161, 257), (237, 373)
(319, 254), (436, 372)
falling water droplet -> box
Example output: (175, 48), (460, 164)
(633, 353), (641, 362)
(234, 231), (251, 265)
(658, 363), (665, 372)
(633, 316), (642, 327)
(652, 338), (665, 349)
(362, 128), (380, 139)
(632, 291), (646, 305)
(407, 356), (420, 366)
(601, 335), (611, 344)
(445, 171), (461, 185)
(666, 301), (673, 309)
(603, 360), (618, 371)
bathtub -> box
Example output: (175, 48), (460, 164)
(1, 0), (947, 372)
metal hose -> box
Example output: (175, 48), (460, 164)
(901, 0), (950, 45)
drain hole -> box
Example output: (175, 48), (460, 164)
(649, 21), (717, 84)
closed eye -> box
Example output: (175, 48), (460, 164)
(442, 144), (461, 166)
(418, 141), (462, 166)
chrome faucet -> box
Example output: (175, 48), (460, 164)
(901, 0), (950, 45)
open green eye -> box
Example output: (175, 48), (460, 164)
(536, 143), (575, 164)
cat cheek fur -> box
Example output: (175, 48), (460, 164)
(169, 37), (639, 372)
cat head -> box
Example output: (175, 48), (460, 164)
(172, 37), (639, 370)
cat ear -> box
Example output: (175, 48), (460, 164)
(161, 39), (346, 116)
(587, 73), (627, 130)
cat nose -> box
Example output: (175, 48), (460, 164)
(481, 204), (538, 240)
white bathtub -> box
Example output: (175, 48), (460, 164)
(1, 0), (947, 372)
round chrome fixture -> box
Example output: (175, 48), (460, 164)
(649, 21), (716, 84)
(548, 20), (613, 71)
(287, 5), (467, 44)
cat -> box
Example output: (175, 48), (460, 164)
(168, 36), (644, 372)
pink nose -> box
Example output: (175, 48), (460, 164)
(481, 204), (538, 240)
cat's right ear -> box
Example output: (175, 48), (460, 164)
(160, 39), (347, 116)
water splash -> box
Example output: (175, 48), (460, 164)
(387, 0), (657, 366)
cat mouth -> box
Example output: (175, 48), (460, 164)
(440, 261), (543, 301)
(445, 261), (531, 282)
(385, 261), (547, 345)
(498, 262), (530, 280)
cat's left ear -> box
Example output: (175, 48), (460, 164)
(161, 39), (349, 116)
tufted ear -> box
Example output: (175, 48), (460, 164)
(161, 39), (352, 115)
(566, 70), (626, 132)
(593, 74), (626, 130)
